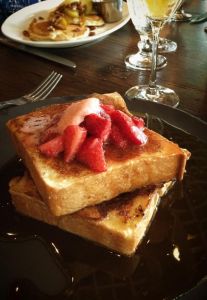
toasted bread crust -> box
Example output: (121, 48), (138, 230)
(9, 174), (173, 255)
(7, 92), (190, 216)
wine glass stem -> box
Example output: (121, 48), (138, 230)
(148, 21), (162, 92)
(139, 35), (151, 54)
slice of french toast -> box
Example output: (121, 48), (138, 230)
(9, 174), (173, 256)
(7, 92), (190, 216)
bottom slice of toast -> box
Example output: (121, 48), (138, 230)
(9, 174), (173, 256)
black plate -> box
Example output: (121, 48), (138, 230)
(0, 97), (207, 300)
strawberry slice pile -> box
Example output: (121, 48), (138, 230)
(39, 103), (147, 172)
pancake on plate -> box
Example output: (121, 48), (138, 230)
(24, 0), (105, 42)
(27, 19), (90, 41)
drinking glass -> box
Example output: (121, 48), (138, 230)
(172, 0), (192, 21)
(125, 21), (168, 70)
(125, 0), (178, 71)
(138, 37), (177, 54)
(125, 0), (182, 107)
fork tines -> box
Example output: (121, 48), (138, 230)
(24, 71), (62, 102)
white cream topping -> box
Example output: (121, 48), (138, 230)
(57, 97), (101, 133)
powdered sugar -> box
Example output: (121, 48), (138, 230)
(21, 115), (51, 133)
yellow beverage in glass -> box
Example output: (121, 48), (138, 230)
(145, 0), (180, 20)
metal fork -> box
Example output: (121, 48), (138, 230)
(0, 71), (62, 110)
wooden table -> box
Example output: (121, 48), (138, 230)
(0, 0), (206, 121)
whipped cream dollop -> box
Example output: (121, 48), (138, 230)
(57, 97), (101, 133)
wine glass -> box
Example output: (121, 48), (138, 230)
(125, 0), (182, 107)
(125, 0), (177, 71)
(172, 0), (192, 21)
(125, 39), (168, 71)
(138, 36), (177, 54)
(125, 18), (167, 70)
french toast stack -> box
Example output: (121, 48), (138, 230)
(7, 92), (190, 255)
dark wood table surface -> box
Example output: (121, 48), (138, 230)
(0, 0), (206, 121)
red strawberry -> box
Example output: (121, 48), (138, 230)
(76, 137), (106, 172)
(132, 116), (145, 130)
(111, 110), (147, 145)
(84, 113), (111, 141)
(100, 104), (115, 116)
(39, 135), (63, 157)
(110, 124), (129, 149)
(130, 125), (148, 145)
(63, 125), (87, 163)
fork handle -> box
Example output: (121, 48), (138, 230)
(0, 99), (25, 110)
(0, 101), (16, 110)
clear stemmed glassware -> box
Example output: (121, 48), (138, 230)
(172, 0), (192, 21)
(125, 27), (167, 70)
(125, 0), (182, 107)
(138, 36), (177, 54)
(125, 0), (167, 71)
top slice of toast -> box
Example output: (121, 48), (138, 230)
(7, 92), (190, 216)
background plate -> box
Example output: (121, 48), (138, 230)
(1, 0), (130, 48)
(0, 96), (207, 300)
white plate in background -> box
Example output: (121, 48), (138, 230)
(1, 0), (130, 48)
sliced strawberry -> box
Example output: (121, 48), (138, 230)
(100, 104), (115, 116)
(110, 124), (129, 149)
(76, 137), (106, 172)
(39, 135), (63, 157)
(130, 126), (148, 145)
(84, 113), (111, 141)
(111, 110), (147, 145)
(63, 125), (87, 163)
(132, 116), (145, 130)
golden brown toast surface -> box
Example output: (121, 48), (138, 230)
(7, 93), (189, 216)
(9, 174), (173, 255)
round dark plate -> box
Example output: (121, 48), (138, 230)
(0, 97), (207, 300)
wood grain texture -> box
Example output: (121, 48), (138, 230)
(0, 0), (206, 121)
